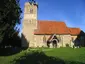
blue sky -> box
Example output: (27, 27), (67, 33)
(18, 0), (85, 36)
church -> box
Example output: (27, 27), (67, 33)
(22, 0), (83, 48)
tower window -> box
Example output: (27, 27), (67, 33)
(30, 8), (33, 13)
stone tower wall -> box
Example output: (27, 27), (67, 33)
(22, 2), (38, 47)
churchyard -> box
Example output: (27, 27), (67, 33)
(0, 47), (85, 64)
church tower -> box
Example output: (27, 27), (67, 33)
(22, 0), (38, 47)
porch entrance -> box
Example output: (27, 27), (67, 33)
(47, 34), (59, 48)
(52, 39), (57, 48)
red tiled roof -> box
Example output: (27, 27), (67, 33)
(34, 20), (70, 35)
(34, 20), (81, 35)
(69, 28), (81, 35)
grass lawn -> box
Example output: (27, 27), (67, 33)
(0, 47), (85, 64)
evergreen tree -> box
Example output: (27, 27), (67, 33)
(0, 0), (22, 41)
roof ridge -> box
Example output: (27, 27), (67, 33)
(38, 20), (64, 22)
(68, 27), (80, 29)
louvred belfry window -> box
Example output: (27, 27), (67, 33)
(30, 8), (33, 13)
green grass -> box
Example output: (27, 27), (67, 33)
(0, 47), (85, 64)
(0, 49), (27, 64)
(45, 47), (85, 62)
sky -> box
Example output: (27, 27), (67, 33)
(18, 0), (85, 36)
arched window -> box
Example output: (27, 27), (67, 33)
(43, 35), (46, 43)
(72, 37), (74, 42)
(58, 36), (61, 42)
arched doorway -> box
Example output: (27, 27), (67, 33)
(52, 39), (58, 48)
